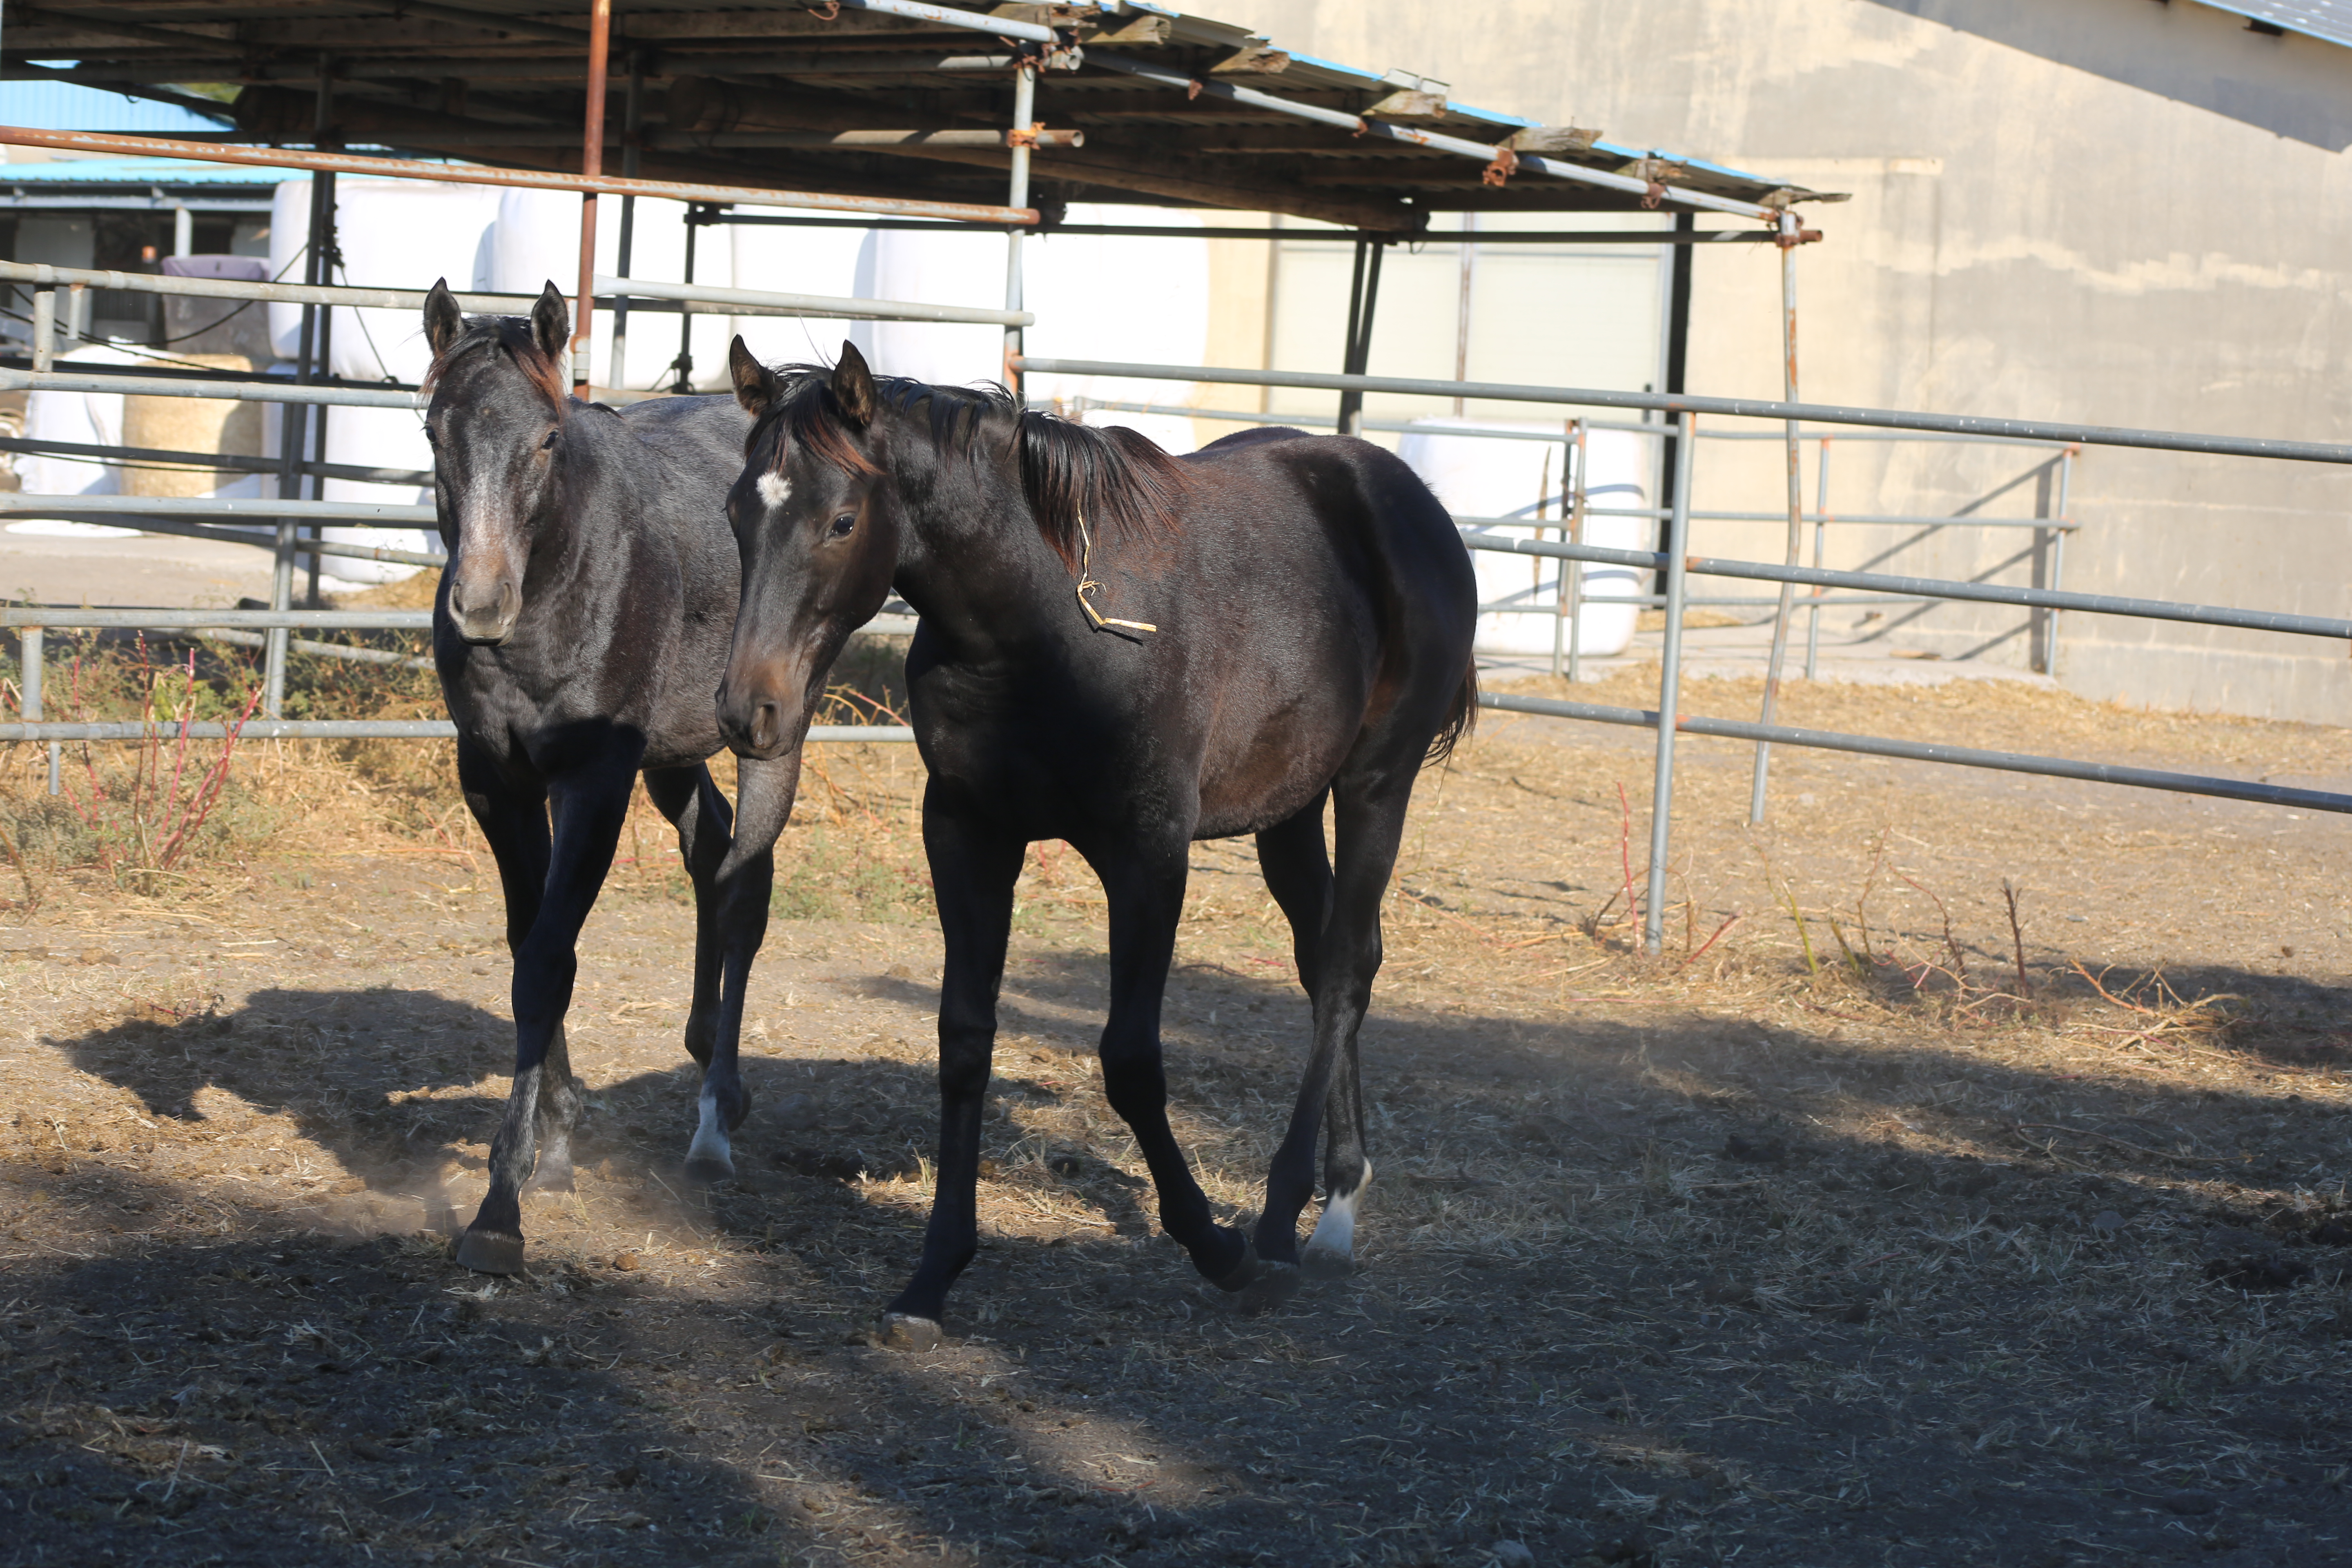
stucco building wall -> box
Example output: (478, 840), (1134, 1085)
(1184, 0), (2352, 722)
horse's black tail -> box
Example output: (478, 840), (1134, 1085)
(1425, 655), (1478, 767)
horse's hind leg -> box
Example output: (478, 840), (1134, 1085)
(1255, 790), (1332, 999)
(457, 755), (637, 1275)
(1255, 793), (1374, 1280)
(1086, 835), (1266, 1301)
(645, 760), (777, 1183)
(1254, 779), (1409, 1281)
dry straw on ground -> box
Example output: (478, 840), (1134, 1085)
(0, 631), (2346, 1567)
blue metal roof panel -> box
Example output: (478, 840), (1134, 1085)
(0, 81), (227, 134)
(1443, 103), (1543, 131)
(0, 155), (298, 186)
(2192, 0), (2352, 46)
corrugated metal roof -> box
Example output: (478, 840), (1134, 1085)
(7, 1), (1835, 229)
(2193, 0), (2352, 47)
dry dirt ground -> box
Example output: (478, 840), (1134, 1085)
(1, 668), (2349, 1568)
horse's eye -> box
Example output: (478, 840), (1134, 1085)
(423, 426), (440, 448)
(540, 430), (559, 451)
(830, 513), (856, 537)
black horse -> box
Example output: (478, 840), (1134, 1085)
(421, 283), (801, 1275)
(715, 339), (1477, 1348)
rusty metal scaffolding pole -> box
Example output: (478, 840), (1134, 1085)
(0, 127), (1041, 227)
(1003, 60), (1036, 389)
(1748, 212), (1805, 825)
(305, 62), (340, 610)
(608, 51), (642, 392)
(573, 0), (612, 392)
(267, 65), (335, 718)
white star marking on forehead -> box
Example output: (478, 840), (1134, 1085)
(756, 472), (793, 509)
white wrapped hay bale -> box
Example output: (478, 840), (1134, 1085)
(859, 224), (1002, 390)
(1398, 418), (1652, 659)
(13, 345), (144, 535)
(268, 176), (501, 377)
(121, 354), (261, 499)
(492, 189), (739, 391)
(318, 403), (440, 586)
(728, 220), (869, 370)
(1021, 205), (1209, 455)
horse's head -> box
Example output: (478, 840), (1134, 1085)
(421, 279), (573, 646)
(715, 338), (898, 760)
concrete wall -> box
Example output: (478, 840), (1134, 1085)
(1194, 0), (2352, 722)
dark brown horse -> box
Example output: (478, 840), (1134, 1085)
(714, 340), (1476, 1348)
(421, 283), (802, 1276)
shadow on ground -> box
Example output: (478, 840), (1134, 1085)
(9, 962), (2352, 1567)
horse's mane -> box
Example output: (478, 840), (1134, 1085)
(421, 316), (571, 413)
(748, 365), (1191, 569)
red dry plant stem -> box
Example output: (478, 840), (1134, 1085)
(2001, 878), (2030, 1000)
(135, 636), (160, 854)
(1894, 869), (1967, 989)
(68, 751), (104, 827)
(827, 685), (909, 726)
(1679, 911), (1743, 970)
(1615, 780), (1637, 931)
(2069, 958), (2156, 1016)
(156, 652), (197, 852)
(155, 680), (263, 870)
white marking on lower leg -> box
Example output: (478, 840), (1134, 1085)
(1305, 1158), (1370, 1260)
(686, 1088), (731, 1169)
(756, 472), (793, 510)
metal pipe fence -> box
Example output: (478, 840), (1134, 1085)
(11, 162), (2342, 968)
(3, 220), (1026, 745)
(1012, 353), (2352, 954)
(0, 720), (915, 744)
(1014, 356), (2352, 465)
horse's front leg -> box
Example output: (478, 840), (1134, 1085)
(646, 753), (793, 1182)
(1089, 836), (1269, 1304)
(879, 784), (1024, 1351)
(457, 754), (639, 1275)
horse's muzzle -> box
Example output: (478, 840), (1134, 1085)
(448, 576), (520, 645)
(715, 675), (797, 761)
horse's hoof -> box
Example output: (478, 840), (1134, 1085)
(1210, 1238), (1302, 1314)
(455, 1227), (526, 1276)
(879, 1313), (943, 1352)
(682, 1154), (735, 1185)
(1236, 1261), (1301, 1315)
(1212, 1235), (1266, 1293)
(1301, 1244), (1356, 1282)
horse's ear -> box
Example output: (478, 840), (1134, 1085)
(423, 278), (464, 356)
(831, 340), (878, 427)
(728, 335), (776, 418)
(530, 281), (571, 362)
